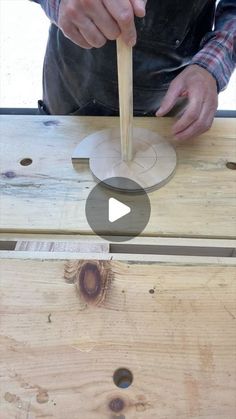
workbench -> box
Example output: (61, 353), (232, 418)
(0, 115), (236, 418)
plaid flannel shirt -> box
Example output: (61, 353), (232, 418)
(32, 0), (236, 91)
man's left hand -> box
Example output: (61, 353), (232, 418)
(156, 65), (218, 141)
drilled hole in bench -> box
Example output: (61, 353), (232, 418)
(113, 368), (133, 389)
(20, 158), (32, 166)
(226, 162), (236, 170)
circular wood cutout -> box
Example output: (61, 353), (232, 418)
(72, 127), (177, 192)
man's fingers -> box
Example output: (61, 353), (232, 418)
(60, 23), (92, 48)
(87, 3), (120, 40)
(130, 0), (147, 17)
(156, 80), (184, 116)
(174, 102), (215, 141)
(157, 64), (219, 140)
(77, 18), (107, 48)
(59, 0), (139, 47)
(103, 0), (137, 46)
(172, 89), (204, 135)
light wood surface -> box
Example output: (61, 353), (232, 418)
(117, 37), (133, 161)
(0, 115), (236, 237)
(1, 250), (236, 265)
(1, 114), (235, 419)
(72, 127), (177, 191)
(0, 256), (235, 418)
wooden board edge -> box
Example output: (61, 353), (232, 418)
(0, 234), (235, 248)
(0, 250), (236, 265)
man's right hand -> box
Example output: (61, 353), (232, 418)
(58, 0), (146, 49)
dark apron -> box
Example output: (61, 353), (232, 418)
(39, 0), (216, 116)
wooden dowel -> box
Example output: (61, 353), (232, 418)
(116, 37), (133, 161)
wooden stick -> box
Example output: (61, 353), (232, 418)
(116, 37), (133, 161)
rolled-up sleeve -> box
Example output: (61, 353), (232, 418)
(30, 0), (61, 25)
(190, 0), (236, 92)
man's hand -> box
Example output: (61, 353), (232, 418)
(156, 65), (218, 141)
(58, 0), (146, 49)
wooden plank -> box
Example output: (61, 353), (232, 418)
(0, 257), (235, 418)
(117, 38), (133, 161)
(11, 242), (236, 257)
(0, 116), (236, 237)
(0, 234), (236, 257)
(6, 237), (236, 257)
(1, 250), (236, 265)
(0, 233), (236, 248)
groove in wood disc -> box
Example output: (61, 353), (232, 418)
(72, 127), (177, 192)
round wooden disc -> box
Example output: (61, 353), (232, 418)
(90, 127), (176, 192)
(73, 127), (177, 192)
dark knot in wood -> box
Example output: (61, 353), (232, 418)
(2, 171), (16, 178)
(79, 262), (102, 299)
(64, 260), (112, 306)
(109, 397), (125, 413)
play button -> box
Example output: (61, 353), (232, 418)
(109, 198), (131, 223)
(85, 177), (151, 242)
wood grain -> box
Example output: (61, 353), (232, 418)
(0, 256), (235, 418)
(117, 38), (133, 161)
(0, 115), (236, 237)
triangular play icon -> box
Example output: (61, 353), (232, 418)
(108, 198), (131, 223)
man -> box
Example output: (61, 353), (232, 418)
(32, 0), (235, 140)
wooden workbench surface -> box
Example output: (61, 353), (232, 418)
(1, 255), (236, 418)
(0, 115), (235, 237)
(0, 115), (236, 418)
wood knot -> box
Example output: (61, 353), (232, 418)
(77, 261), (111, 305)
(64, 260), (112, 306)
(36, 389), (49, 404)
(2, 171), (16, 178)
(109, 397), (125, 413)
